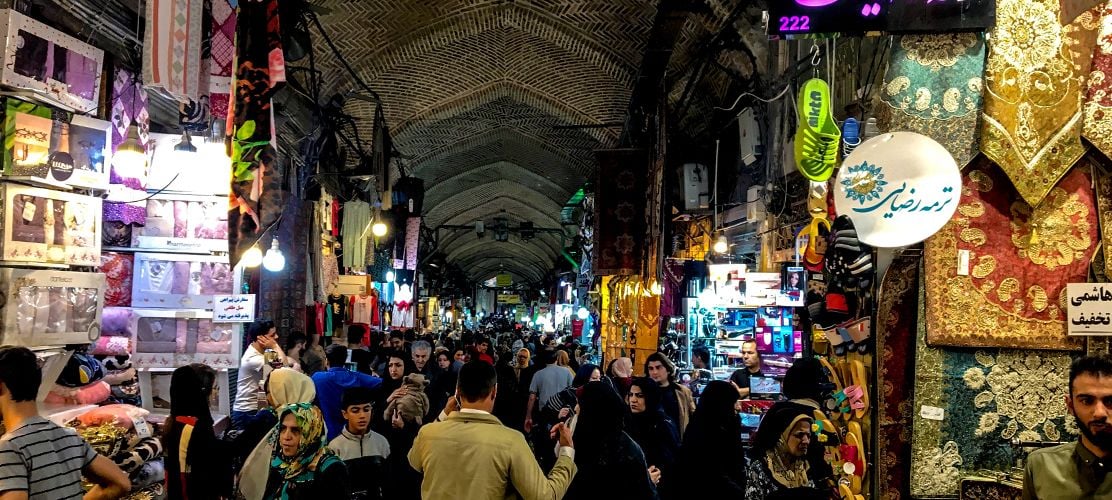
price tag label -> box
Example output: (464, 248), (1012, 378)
(920, 405), (945, 421)
(133, 416), (152, 439)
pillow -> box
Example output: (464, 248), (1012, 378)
(101, 307), (134, 336)
(74, 403), (150, 430)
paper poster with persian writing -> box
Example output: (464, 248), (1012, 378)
(876, 33), (985, 167)
(980, 0), (1100, 206)
(924, 155), (1094, 351)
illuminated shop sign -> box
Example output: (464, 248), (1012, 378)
(767, 0), (995, 36)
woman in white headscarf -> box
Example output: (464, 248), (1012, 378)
(238, 368), (318, 500)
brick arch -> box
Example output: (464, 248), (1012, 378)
(424, 180), (564, 227)
(424, 161), (570, 210)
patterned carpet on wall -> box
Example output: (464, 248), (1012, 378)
(875, 252), (920, 500)
(910, 280), (1078, 497)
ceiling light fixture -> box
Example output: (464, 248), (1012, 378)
(240, 244), (263, 268)
(713, 235), (729, 254)
(113, 126), (147, 177)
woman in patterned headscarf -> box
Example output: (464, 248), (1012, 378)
(263, 403), (349, 499)
(744, 402), (824, 500)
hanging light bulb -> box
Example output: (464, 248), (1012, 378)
(576, 307), (589, 320)
(385, 270), (396, 283)
(713, 235), (729, 254)
(262, 237), (285, 272)
(240, 244), (263, 268)
(113, 126), (147, 178)
(372, 220), (388, 237)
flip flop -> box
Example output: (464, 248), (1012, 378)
(851, 360), (870, 419)
(848, 421), (867, 480)
(842, 117), (861, 157)
(839, 483), (856, 500)
(803, 217), (832, 268)
(795, 78), (842, 181)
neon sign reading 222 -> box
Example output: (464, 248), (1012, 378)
(770, 0), (991, 36)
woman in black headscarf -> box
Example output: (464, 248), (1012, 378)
(745, 401), (824, 500)
(162, 364), (232, 499)
(675, 380), (745, 496)
(626, 377), (679, 494)
(564, 382), (657, 500)
(782, 357), (838, 494)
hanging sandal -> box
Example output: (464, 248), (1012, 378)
(795, 78), (842, 181)
(848, 421), (867, 482)
(851, 360), (870, 419)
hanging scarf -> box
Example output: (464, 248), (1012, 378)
(268, 403), (336, 482)
(765, 414), (813, 489)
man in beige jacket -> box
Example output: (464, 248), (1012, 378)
(408, 361), (577, 500)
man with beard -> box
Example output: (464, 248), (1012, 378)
(1023, 354), (1112, 499)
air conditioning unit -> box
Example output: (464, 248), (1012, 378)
(746, 185), (767, 222)
(682, 163), (710, 211)
(738, 108), (762, 166)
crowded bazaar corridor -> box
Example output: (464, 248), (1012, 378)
(2, 0), (1112, 499)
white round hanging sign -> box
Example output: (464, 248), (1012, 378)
(833, 132), (961, 248)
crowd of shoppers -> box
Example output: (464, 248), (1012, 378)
(13, 318), (1024, 499)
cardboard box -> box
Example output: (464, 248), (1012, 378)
(0, 182), (101, 265)
(0, 9), (104, 113)
(0, 268), (105, 346)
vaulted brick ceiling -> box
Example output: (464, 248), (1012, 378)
(314, 0), (658, 282)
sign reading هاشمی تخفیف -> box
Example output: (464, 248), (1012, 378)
(1067, 284), (1112, 336)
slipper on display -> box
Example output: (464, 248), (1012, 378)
(842, 117), (861, 157)
(803, 217), (832, 267)
(795, 78), (841, 181)
(851, 361), (870, 419)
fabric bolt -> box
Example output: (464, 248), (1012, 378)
(226, 0), (285, 269)
(910, 282), (1078, 497)
(1083, 3), (1112, 160)
(875, 253), (921, 500)
(404, 217), (420, 270)
(876, 33), (985, 166)
(200, 262), (233, 294)
(923, 155), (1094, 350)
(101, 252), (134, 307)
(130, 459), (165, 491)
(143, 0), (204, 101)
(105, 67), (150, 226)
(594, 149), (648, 276)
(980, 0), (1101, 206)
(342, 201), (371, 268)
(113, 436), (163, 474)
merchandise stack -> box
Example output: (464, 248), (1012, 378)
(98, 129), (239, 417)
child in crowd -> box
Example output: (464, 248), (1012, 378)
(329, 387), (390, 500)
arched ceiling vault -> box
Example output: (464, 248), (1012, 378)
(315, 0), (658, 279)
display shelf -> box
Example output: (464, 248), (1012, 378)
(2, 175), (72, 191)
(138, 367), (231, 417)
(103, 246), (225, 256)
(0, 260), (70, 269)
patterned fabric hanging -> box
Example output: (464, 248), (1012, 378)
(104, 67), (151, 226)
(1083, 3), (1112, 159)
(226, 0), (285, 268)
(876, 33), (985, 167)
(875, 253), (920, 500)
(980, 0), (1101, 206)
(142, 0), (205, 102)
(923, 155), (1094, 351)
(209, 0), (236, 120)
(594, 149), (648, 276)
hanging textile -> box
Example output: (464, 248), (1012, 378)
(1063, 0), (1106, 23)
(258, 193), (310, 334)
(405, 217), (420, 270)
(876, 33), (986, 167)
(1083, 3), (1112, 159)
(924, 155), (1093, 351)
(341, 201), (371, 269)
(594, 149), (648, 276)
(910, 285), (1077, 497)
(875, 252), (920, 500)
(104, 67), (151, 226)
(980, 0), (1101, 206)
(226, 0), (285, 268)
(142, 0), (205, 102)
(208, 0), (236, 120)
